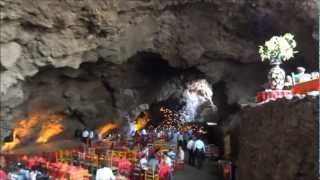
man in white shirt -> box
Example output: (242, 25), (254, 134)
(141, 129), (147, 136)
(82, 129), (89, 139)
(139, 155), (148, 171)
(193, 139), (206, 153)
(187, 137), (195, 166)
(193, 137), (206, 169)
(82, 128), (89, 146)
(178, 146), (185, 161)
(157, 131), (161, 139)
(96, 167), (116, 180)
(141, 129), (148, 146)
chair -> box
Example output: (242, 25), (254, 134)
(144, 169), (159, 180)
(105, 150), (113, 167)
(84, 153), (99, 174)
(112, 166), (119, 176)
(174, 160), (184, 171)
(92, 154), (100, 167)
(218, 160), (232, 180)
(83, 153), (93, 168)
(119, 151), (127, 159)
(47, 152), (57, 162)
(127, 151), (137, 163)
(57, 150), (64, 162)
(63, 149), (73, 163)
(71, 150), (81, 166)
(83, 174), (92, 180)
(132, 166), (144, 180)
(87, 147), (96, 155)
(98, 154), (107, 166)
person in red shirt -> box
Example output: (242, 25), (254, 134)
(0, 166), (8, 180)
(158, 157), (170, 180)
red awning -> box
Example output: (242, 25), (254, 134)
(292, 78), (320, 94)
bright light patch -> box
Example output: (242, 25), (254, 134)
(207, 122), (217, 126)
(180, 79), (214, 122)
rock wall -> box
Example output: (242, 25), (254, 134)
(233, 97), (317, 180)
(0, 0), (318, 137)
(1, 53), (190, 133)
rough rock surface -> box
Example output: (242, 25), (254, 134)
(0, 0), (318, 137)
(232, 97), (317, 180)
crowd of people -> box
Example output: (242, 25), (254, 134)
(93, 126), (208, 180)
(0, 162), (50, 180)
(132, 127), (207, 178)
(0, 123), (210, 180)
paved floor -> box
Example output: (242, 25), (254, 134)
(174, 159), (221, 180)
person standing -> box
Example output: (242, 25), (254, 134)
(187, 137), (195, 166)
(148, 154), (160, 172)
(164, 152), (173, 180)
(193, 137), (206, 169)
(139, 155), (148, 171)
(177, 132), (184, 147)
(170, 130), (179, 146)
(89, 130), (95, 147)
(81, 128), (90, 146)
(188, 129), (193, 139)
(177, 146), (185, 161)
(14, 162), (31, 180)
(141, 129), (147, 136)
(96, 164), (116, 180)
(0, 167), (7, 180)
(183, 131), (189, 149)
(141, 129), (148, 146)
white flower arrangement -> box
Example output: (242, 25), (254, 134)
(259, 33), (298, 64)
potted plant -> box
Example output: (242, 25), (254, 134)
(259, 33), (298, 90)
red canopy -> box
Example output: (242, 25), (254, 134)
(292, 78), (320, 94)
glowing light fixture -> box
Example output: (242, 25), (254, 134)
(207, 122), (217, 126)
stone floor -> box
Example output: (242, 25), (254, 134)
(174, 157), (221, 180)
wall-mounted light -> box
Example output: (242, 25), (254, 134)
(207, 122), (217, 126)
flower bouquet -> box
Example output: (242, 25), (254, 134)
(258, 33), (298, 90)
(259, 33), (298, 64)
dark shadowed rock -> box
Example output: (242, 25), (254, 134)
(232, 97), (317, 180)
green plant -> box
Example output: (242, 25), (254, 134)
(259, 33), (298, 63)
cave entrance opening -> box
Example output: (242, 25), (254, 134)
(129, 80), (219, 146)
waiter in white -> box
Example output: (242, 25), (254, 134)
(82, 128), (90, 146)
(193, 137), (206, 169)
(187, 137), (195, 166)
